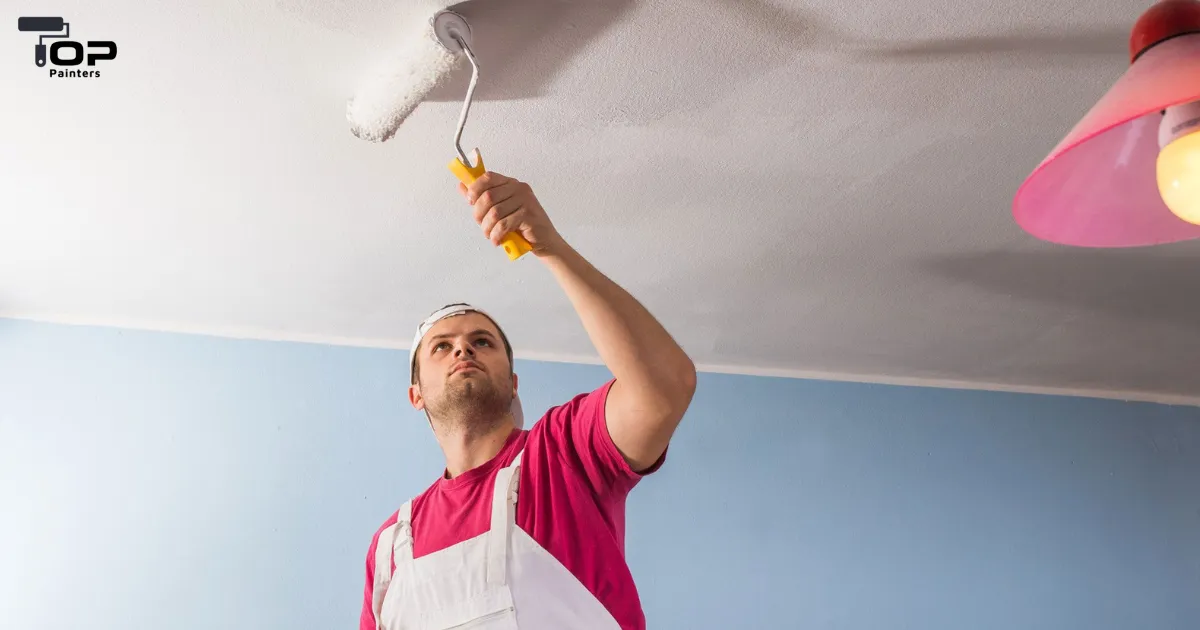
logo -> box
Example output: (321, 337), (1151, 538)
(17, 17), (116, 78)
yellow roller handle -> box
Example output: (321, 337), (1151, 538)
(448, 149), (533, 261)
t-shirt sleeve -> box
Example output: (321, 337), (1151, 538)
(360, 530), (379, 630)
(360, 514), (396, 630)
(540, 378), (667, 500)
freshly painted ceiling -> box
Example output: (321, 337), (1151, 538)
(4, 0), (1199, 403)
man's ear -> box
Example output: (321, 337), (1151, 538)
(408, 384), (425, 411)
(511, 372), (518, 397)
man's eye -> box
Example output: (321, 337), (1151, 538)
(434, 342), (450, 351)
(474, 339), (491, 347)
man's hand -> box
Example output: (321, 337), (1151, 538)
(460, 173), (566, 256)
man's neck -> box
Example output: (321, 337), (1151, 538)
(436, 418), (515, 479)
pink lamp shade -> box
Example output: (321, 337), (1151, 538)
(1013, 1), (1200, 247)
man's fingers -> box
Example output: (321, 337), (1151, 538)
(489, 210), (524, 245)
(489, 214), (518, 247)
(480, 200), (523, 238)
(471, 182), (520, 224)
(466, 172), (513, 202)
(461, 172), (536, 246)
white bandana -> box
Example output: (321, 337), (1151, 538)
(409, 303), (523, 428)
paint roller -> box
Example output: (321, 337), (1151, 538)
(346, 5), (534, 261)
(17, 17), (69, 68)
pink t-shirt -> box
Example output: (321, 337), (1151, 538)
(360, 379), (664, 630)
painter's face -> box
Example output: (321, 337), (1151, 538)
(409, 312), (516, 426)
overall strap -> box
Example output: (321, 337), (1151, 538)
(372, 501), (413, 630)
(486, 449), (524, 587)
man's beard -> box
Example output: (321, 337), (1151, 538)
(425, 374), (511, 437)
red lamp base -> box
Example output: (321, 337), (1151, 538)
(1131, 0), (1200, 61)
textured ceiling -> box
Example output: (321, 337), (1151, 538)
(4, 0), (1200, 403)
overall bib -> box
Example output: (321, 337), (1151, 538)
(372, 450), (624, 630)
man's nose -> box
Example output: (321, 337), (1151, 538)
(453, 341), (475, 357)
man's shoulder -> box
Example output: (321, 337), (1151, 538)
(552, 380), (616, 415)
(528, 380), (616, 437)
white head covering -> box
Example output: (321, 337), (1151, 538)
(409, 303), (524, 429)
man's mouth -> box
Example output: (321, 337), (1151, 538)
(451, 362), (481, 375)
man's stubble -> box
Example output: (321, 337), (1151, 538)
(425, 373), (512, 438)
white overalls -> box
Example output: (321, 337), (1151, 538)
(371, 450), (624, 630)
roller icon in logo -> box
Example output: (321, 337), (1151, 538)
(17, 16), (116, 77)
(17, 17), (69, 67)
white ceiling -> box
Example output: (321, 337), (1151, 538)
(5, 0), (1200, 404)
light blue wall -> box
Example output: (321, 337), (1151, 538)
(1, 318), (1197, 629)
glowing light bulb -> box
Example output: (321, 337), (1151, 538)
(1157, 100), (1200, 225)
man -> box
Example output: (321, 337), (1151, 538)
(360, 172), (697, 630)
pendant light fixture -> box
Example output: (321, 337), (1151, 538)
(1013, 0), (1200, 246)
